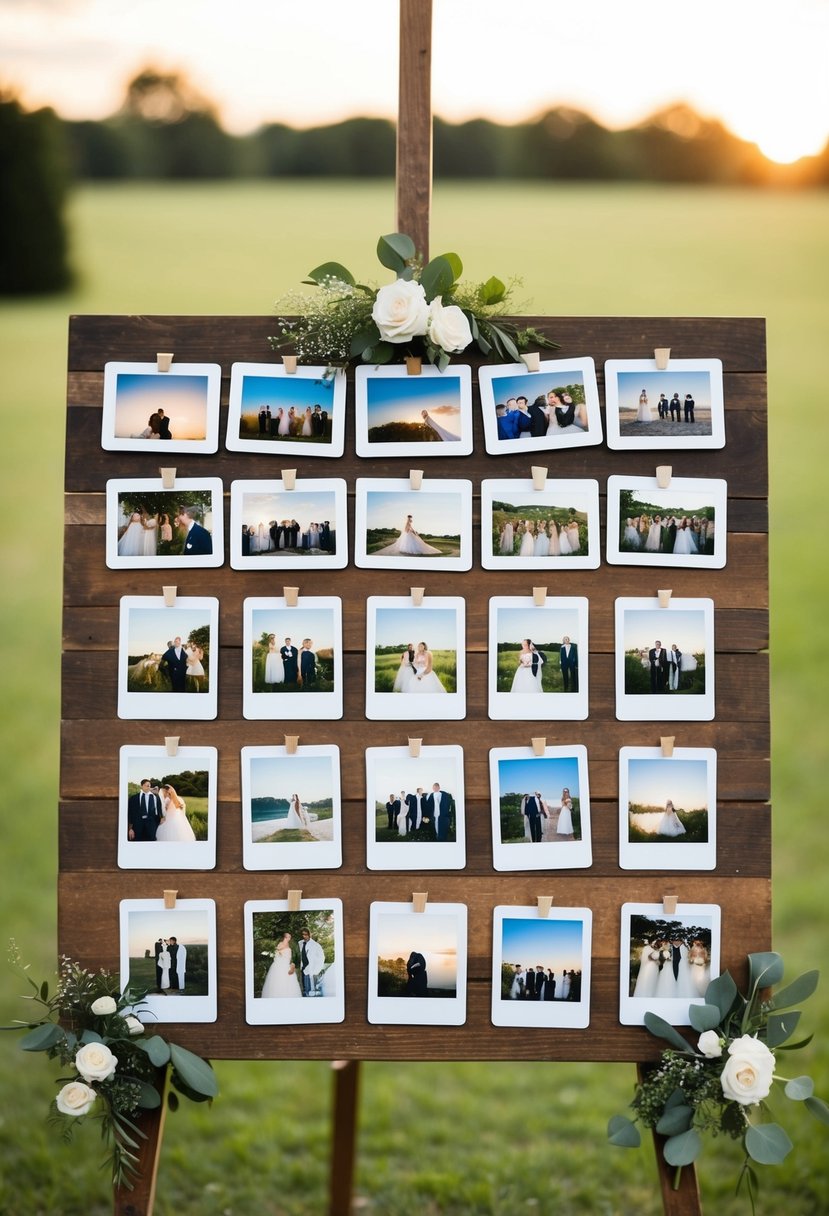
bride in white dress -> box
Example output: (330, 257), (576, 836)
(264, 634), (285, 685)
(261, 933), (302, 998)
(510, 640), (543, 693)
(673, 519), (697, 555)
(141, 513), (159, 557)
(556, 789), (574, 836)
(636, 389), (653, 422)
(518, 521), (535, 557)
(375, 515), (442, 557)
(421, 409), (459, 442)
(407, 642), (448, 693)
(283, 793), (310, 831)
(156, 785), (196, 842)
(393, 645), (416, 692)
(278, 408), (291, 436)
(499, 521), (514, 555)
(118, 512), (149, 557)
(302, 408), (313, 436)
(158, 941), (172, 991)
(623, 518), (641, 549)
(658, 800), (686, 837)
(632, 940), (661, 998)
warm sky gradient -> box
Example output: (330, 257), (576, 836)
(365, 376), (462, 431)
(126, 606), (211, 654)
(500, 916), (584, 972)
(375, 911), (459, 989)
(239, 490), (338, 529)
(126, 907), (210, 954)
(114, 373), (209, 440)
(627, 757), (709, 808)
(366, 490), (462, 535)
(248, 754), (334, 802)
(497, 755), (580, 803)
(2, 1), (827, 162)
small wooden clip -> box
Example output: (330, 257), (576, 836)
(520, 352), (540, 372)
(532, 586), (547, 607)
(163, 889), (177, 909)
(285, 735), (299, 755)
(412, 892), (428, 914)
(411, 587), (425, 607)
(162, 585), (177, 607)
(287, 889), (302, 911)
(284, 586), (299, 607)
(409, 469), (424, 491)
(164, 736), (180, 757)
(282, 469), (297, 491)
(531, 465), (547, 491)
(405, 356), (422, 376)
(657, 589), (672, 609)
(660, 736), (676, 758)
(282, 355), (298, 374)
(537, 895), (553, 918)
(159, 467), (176, 490)
(656, 465), (672, 490)
(531, 737), (546, 757)
(654, 347), (671, 371)
(408, 738), (422, 758)
(157, 352), (174, 373)
(662, 895), (678, 916)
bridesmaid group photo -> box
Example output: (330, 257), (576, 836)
(616, 487), (716, 557)
(492, 498), (589, 560)
(627, 912), (714, 1001)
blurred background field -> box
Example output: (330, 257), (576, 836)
(0, 179), (827, 1214)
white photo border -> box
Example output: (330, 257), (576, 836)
(243, 595), (343, 721)
(614, 596), (715, 722)
(618, 745), (717, 872)
(488, 595), (589, 721)
(619, 901), (721, 1026)
(120, 897), (217, 1024)
(244, 898), (345, 1026)
(604, 358), (725, 450)
(355, 364), (474, 458)
(102, 361), (221, 454)
(106, 478), (224, 570)
(367, 901), (467, 1026)
(489, 744), (592, 871)
(365, 744), (466, 871)
(480, 477), (600, 571)
(490, 904), (592, 1028)
(365, 595), (467, 721)
(478, 357), (603, 455)
(117, 595), (219, 721)
(229, 478), (348, 570)
(117, 744), (218, 871)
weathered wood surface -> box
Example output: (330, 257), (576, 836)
(395, 0), (433, 258)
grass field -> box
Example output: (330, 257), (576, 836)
(1, 180), (828, 1213)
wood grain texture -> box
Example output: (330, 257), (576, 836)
(396, 0), (433, 257)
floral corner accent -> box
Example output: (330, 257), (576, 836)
(609, 951), (828, 1212)
(4, 944), (218, 1190)
(269, 231), (557, 372)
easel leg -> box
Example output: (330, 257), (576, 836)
(329, 1059), (361, 1216)
(638, 1066), (702, 1216)
(113, 1067), (169, 1216)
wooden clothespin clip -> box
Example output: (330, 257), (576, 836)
(409, 469), (423, 491)
(654, 347), (671, 371)
(531, 737), (546, 757)
(156, 352), (174, 373)
(287, 889), (302, 911)
(411, 587), (425, 607)
(165, 736), (180, 757)
(282, 355), (298, 375)
(660, 736), (675, 758)
(285, 735), (299, 755)
(537, 895), (553, 918)
(657, 589), (672, 609)
(284, 586), (299, 607)
(662, 895), (678, 916)
(408, 738), (422, 758)
(532, 586), (547, 607)
(531, 465), (547, 491)
(159, 467), (176, 490)
(656, 466), (672, 489)
(520, 352), (541, 372)
(405, 356), (422, 376)
(412, 892), (428, 914)
(163, 889), (178, 909)
(282, 469), (297, 491)
(162, 585), (177, 607)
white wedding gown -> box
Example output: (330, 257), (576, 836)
(534, 529), (548, 556)
(278, 411), (291, 436)
(422, 412), (459, 441)
(142, 518), (159, 557)
(557, 799), (574, 835)
(636, 394), (653, 422)
(673, 527), (696, 555)
(558, 528), (572, 556)
(393, 658), (416, 692)
(633, 946), (660, 998)
(518, 529), (534, 557)
(302, 411), (313, 436)
(118, 517), (147, 557)
(623, 524), (641, 549)
(499, 524), (514, 554)
(265, 649), (284, 683)
(511, 654), (543, 693)
(283, 799), (309, 830)
(658, 808), (686, 837)
(156, 798), (196, 842)
(261, 946), (302, 998)
(655, 952), (679, 998)
(566, 524), (581, 553)
(408, 658), (447, 693)
(547, 525), (560, 556)
(376, 523), (442, 557)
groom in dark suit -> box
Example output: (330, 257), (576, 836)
(406, 951), (428, 996)
(176, 505), (212, 556)
(427, 783), (452, 841)
(649, 640), (669, 692)
(161, 637), (188, 692)
(280, 638), (299, 684)
(559, 636), (578, 692)
(521, 792), (544, 842)
(127, 779), (162, 840)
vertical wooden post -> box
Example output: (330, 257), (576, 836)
(396, 0), (433, 259)
(329, 1060), (362, 1216)
(638, 1066), (703, 1215)
(113, 1066), (169, 1216)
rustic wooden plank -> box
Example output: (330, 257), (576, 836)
(396, 0), (433, 257)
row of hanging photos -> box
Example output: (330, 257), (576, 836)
(160, 583), (679, 608)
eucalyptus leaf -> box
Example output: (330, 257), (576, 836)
(134, 1081), (162, 1110)
(705, 971), (738, 1020)
(776, 1033), (813, 1051)
(664, 1088), (688, 1111)
(766, 1010), (801, 1047)
(748, 952), (785, 991)
(607, 1115), (641, 1147)
(169, 1044), (219, 1098)
(804, 1095), (829, 1125)
(39, 980), (49, 1002)
(420, 255), (456, 303)
(376, 232), (416, 272)
(689, 1003), (722, 1032)
(487, 321), (521, 362)
(663, 1128), (702, 1167)
(79, 1028), (103, 1044)
(784, 1075), (814, 1101)
(364, 341), (393, 365)
(656, 1105), (694, 1136)
(167, 1090), (180, 1112)
(480, 275), (506, 305)
(768, 970), (819, 1011)
(305, 261), (355, 287)
(19, 1022), (63, 1052)
(474, 332), (492, 356)
(433, 251), (462, 280)
(643, 1012), (694, 1053)
(350, 325), (379, 358)
(144, 1035), (171, 1067)
(745, 1122), (793, 1165)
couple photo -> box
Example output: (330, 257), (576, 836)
(497, 635), (579, 694)
(117, 495), (214, 559)
(626, 638), (701, 695)
(628, 914), (713, 1000)
(373, 605), (459, 696)
(123, 906), (212, 1000)
(126, 774), (208, 843)
(496, 754), (583, 844)
(252, 909), (336, 999)
(109, 369), (213, 443)
(374, 911), (460, 999)
(125, 609), (212, 696)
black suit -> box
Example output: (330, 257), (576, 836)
(405, 793), (419, 833)
(280, 645), (299, 684)
(320, 522), (331, 552)
(559, 643), (578, 692)
(386, 798), (400, 831)
(154, 939), (163, 990)
(527, 401), (548, 437)
(300, 648), (316, 687)
(406, 951), (428, 996)
(545, 973), (556, 1001)
(183, 521), (212, 555)
(167, 942), (179, 990)
(127, 789), (162, 841)
(525, 968), (536, 1000)
(157, 416), (172, 440)
(555, 401), (576, 428)
(161, 644), (188, 692)
(649, 647), (669, 693)
(427, 790), (452, 841)
(684, 396), (695, 422)
(522, 794), (543, 843)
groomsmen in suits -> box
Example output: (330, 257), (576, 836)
(525, 966), (536, 1000)
(534, 966), (547, 999)
(545, 969), (557, 1000)
(560, 636), (579, 692)
(176, 505), (212, 555)
(161, 637), (188, 692)
(649, 640), (669, 692)
(127, 779), (162, 840)
(406, 788), (425, 833)
(527, 395), (548, 437)
(280, 638), (299, 684)
(385, 793), (400, 832)
(684, 393), (695, 422)
(669, 392), (681, 421)
(299, 639), (316, 687)
(427, 783), (452, 841)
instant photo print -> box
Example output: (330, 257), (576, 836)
(241, 744), (342, 871)
(245, 898), (345, 1026)
(489, 744), (592, 871)
(606, 475), (727, 569)
(355, 477), (473, 572)
(491, 904), (592, 1028)
(106, 478), (224, 569)
(120, 897), (217, 1023)
(365, 744), (466, 871)
(481, 478), (600, 571)
(243, 595), (343, 720)
(367, 901), (467, 1026)
(117, 596), (219, 720)
(604, 358), (725, 450)
(102, 361), (221, 454)
(478, 357), (602, 455)
(355, 364), (473, 458)
(230, 478), (348, 570)
(118, 744), (218, 870)
(226, 363), (346, 457)
(620, 901), (721, 1026)
(488, 595), (588, 720)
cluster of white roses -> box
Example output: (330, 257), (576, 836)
(55, 995), (143, 1119)
(698, 1030), (776, 1106)
(370, 279), (473, 353)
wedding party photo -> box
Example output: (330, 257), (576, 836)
(366, 597), (466, 720)
(245, 900), (344, 1025)
(489, 746), (592, 871)
(117, 596), (219, 720)
(241, 744), (342, 871)
(102, 361), (221, 453)
(243, 596), (343, 720)
(119, 898), (217, 1024)
(620, 902), (720, 1025)
(117, 744), (217, 870)
(491, 906), (592, 1028)
(478, 357), (602, 454)
(488, 597), (589, 720)
(619, 747), (717, 871)
(106, 480), (223, 568)
(365, 744), (465, 870)
(605, 475), (727, 569)
(355, 478), (473, 571)
(355, 364), (473, 457)
(615, 598), (715, 721)
(604, 358), (725, 449)
(480, 478), (600, 570)
(229, 478), (347, 569)
(226, 363), (346, 457)
(368, 901), (467, 1026)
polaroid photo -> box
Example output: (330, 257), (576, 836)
(120, 897), (217, 1024)
(229, 478), (347, 570)
(481, 477), (600, 570)
(243, 596), (343, 721)
(365, 745), (465, 871)
(101, 361), (221, 454)
(489, 745), (592, 871)
(355, 477), (473, 572)
(226, 362), (346, 457)
(620, 901), (721, 1026)
(619, 746), (717, 871)
(241, 744), (342, 871)
(491, 905), (592, 1028)
(118, 596), (219, 720)
(367, 901), (467, 1026)
(117, 745), (218, 870)
(615, 597), (715, 721)
(105, 478), (224, 570)
(366, 595), (466, 721)
(604, 358), (725, 450)
(488, 595), (588, 721)
(355, 364), (473, 458)
(245, 899), (345, 1026)
(606, 475), (727, 570)
(478, 357), (602, 455)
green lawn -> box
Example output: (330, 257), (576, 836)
(1, 180), (827, 1214)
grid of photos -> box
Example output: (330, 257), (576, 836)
(619, 746), (717, 871)
(120, 898), (217, 1024)
(102, 362), (221, 453)
(245, 899), (345, 1025)
(367, 901), (467, 1026)
(604, 358), (725, 450)
(606, 475), (727, 569)
(354, 477), (473, 572)
(620, 902), (721, 1025)
(488, 596), (589, 720)
(615, 597), (715, 721)
(480, 478), (600, 570)
(229, 478), (347, 569)
(491, 906), (592, 1028)
(106, 479), (223, 568)
(366, 745), (465, 870)
(366, 596), (466, 720)
(241, 744), (342, 870)
(355, 365), (473, 457)
(489, 745), (592, 871)
(117, 596), (219, 720)
(118, 745), (217, 870)
(226, 363), (346, 457)
(243, 595), (343, 720)
(478, 357), (602, 454)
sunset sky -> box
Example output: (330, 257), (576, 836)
(366, 489), (461, 535)
(248, 753), (334, 802)
(240, 490), (337, 529)
(365, 376), (462, 432)
(627, 756), (709, 808)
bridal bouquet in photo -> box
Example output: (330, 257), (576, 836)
(4, 944), (218, 1189)
(270, 231), (556, 372)
(609, 951), (828, 1211)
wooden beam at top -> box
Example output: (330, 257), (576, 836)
(396, 0), (433, 260)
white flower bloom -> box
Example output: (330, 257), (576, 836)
(90, 995), (117, 1016)
(123, 1015), (144, 1036)
(56, 1081), (97, 1117)
(371, 279), (429, 344)
(75, 1041), (118, 1084)
(427, 296), (473, 353)
(698, 1030), (723, 1058)
(720, 1034), (775, 1105)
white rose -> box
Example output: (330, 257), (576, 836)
(75, 1041), (118, 1084)
(123, 1015), (144, 1036)
(427, 297), (473, 353)
(90, 995), (117, 1016)
(56, 1081), (97, 1117)
(698, 1030), (723, 1058)
(371, 279), (429, 344)
(720, 1035), (775, 1105)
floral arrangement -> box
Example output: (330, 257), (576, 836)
(609, 951), (828, 1211)
(269, 231), (556, 372)
(4, 945), (218, 1190)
